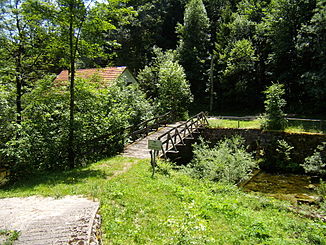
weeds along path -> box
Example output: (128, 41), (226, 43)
(0, 196), (100, 244)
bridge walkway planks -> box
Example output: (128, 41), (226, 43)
(122, 122), (183, 159)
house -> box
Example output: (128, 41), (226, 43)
(54, 66), (137, 87)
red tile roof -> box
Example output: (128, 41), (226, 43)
(55, 66), (127, 86)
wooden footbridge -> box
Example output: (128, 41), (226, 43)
(123, 112), (208, 159)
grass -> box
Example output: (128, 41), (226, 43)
(208, 119), (261, 129)
(208, 118), (326, 134)
(1, 156), (326, 244)
(0, 230), (20, 245)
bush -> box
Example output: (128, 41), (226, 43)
(261, 84), (287, 130)
(300, 142), (326, 176)
(262, 139), (300, 173)
(0, 84), (15, 152)
(187, 136), (257, 184)
(1, 75), (153, 175)
(317, 180), (326, 212)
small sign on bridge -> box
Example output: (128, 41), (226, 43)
(148, 139), (162, 150)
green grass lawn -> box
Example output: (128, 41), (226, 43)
(208, 118), (326, 134)
(208, 119), (261, 129)
(1, 156), (325, 244)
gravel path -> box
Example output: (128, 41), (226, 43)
(0, 196), (100, 245)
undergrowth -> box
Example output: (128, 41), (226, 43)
(0, 230), (20, 245)
(186, 136), (258, 184)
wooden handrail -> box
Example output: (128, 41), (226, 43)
(158, 112), (208, 158)
(126, 111), (173, 141)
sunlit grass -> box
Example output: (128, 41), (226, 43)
(0, 156), (137, 198)
(208, 119), (260, 129)
(1, 156), (325, 244)
(208, 118), (325, 134)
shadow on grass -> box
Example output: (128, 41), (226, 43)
(288, 120), (326, 134)
(2, 167), (107, 192)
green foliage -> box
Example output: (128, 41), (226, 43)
(262, 139), (301, 173)
(276, 139), (293, 162)
(1, 76), (152, 174)
(76, 0), (135, 68)
(221, 38), (258, 106)
(187, 136), (257, 184)
(0, 85), (15, 146)
(224, 39), (257, 77)
(296, 0), (326, 112)
(110, 0), (185, 71)
(176, 0), (211, 96)
(317, 180), (326, 212)
(301, 142), (326, 176)
(137, 48), (193, 119)
(0, 229), (20, 245)
(261, 83), (287, 130)
(261, 0), (317, 110)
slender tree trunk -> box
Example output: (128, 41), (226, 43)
(16, 65), (22, 125)
(15, 1), (23, 125)
(68, 2), (75, 169)
(209, 54), (215, 113)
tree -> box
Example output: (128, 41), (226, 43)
(78, 1), (135, 68)
(262, 0), (317, 108)
(221, 39), (258, 107)
(48, 0), (132, 168)
(176, 0), (211, 98)
(213, 6), (259, 111)
(110, 0), (185, 72)
(49, 0), (88, 168)
(137, 48), (193, 119)
(0, 0), (55, 124)
(296, 0), (326, 113)
(261, 83), (287, 130)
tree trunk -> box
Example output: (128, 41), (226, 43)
(68, 3), (75, 169)
(15, 48), (22, 125)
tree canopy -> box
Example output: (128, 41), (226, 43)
(0, 0), (325, 173)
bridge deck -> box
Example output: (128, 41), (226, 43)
(122, 122), (183, 159)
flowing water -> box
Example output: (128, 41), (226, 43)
(242, 171), (320, 204)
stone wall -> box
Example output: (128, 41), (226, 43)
(200, 128), (326, 165)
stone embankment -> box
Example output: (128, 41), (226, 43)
(201, 128), (326, 164)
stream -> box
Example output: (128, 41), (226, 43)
(242, 171), (321, 204)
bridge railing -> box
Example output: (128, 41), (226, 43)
(126, 111), (173, 141)
(158, 112), (208, 158)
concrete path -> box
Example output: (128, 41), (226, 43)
(0, 196), (100, 245)
(122, 122), (183, 159)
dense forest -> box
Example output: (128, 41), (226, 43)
(0, 0), (325, 174)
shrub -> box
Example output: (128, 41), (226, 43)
(261, 84), (287, 130)
(187, 136), (257, 184)
(262, 139), (301, 173)
(0, 85), (16, 169)
(317, 180), (326, 212)
(1, 75), (153, 175)
(300, 142), (326, 176)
